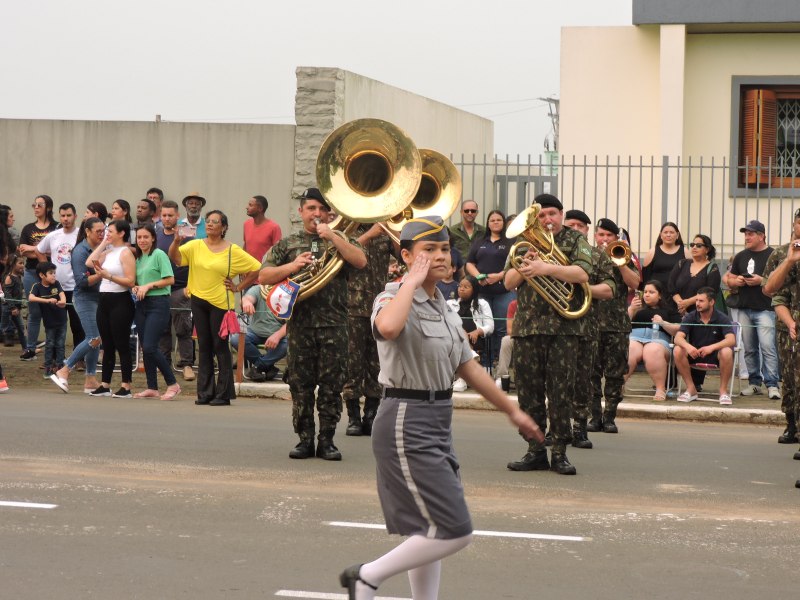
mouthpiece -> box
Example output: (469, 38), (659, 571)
(546, 223), (554, 231)
(314, 218), (321, 225)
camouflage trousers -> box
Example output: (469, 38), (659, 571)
(287, 325), (347, 437)
(572, 334), (599, 421)
(342, 315), (382, 402)
(779, 328), (797, 419)
(591, 331), (629, 420)
(514, 334), (580, 454)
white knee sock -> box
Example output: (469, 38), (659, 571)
(408, 561), (442, 600)
(358, 533), (472, 597)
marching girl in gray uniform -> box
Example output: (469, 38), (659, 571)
(340, 216), (541, 600)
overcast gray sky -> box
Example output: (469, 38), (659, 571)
(1, 0), (631, 157)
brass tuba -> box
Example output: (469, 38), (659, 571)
(505, 204), (592, 319)
(604, 240), (631, 267)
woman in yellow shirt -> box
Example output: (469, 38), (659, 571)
(169, 209), (261, 405)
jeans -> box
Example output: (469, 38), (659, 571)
(737, 308), (779, 388)
(23, 268), (42, 351)
(1, 305), (25, 349)
(158, 287), (194, 368)
(230, 330), (287, 372)
(135, 295), (177, 390)
(480, 290), (516, 368)
(65, 290), (100, 376)
(64, 290), (86, 348)
(44, 324), (67, 371)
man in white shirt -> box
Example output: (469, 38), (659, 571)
(36, 203), (84, 352)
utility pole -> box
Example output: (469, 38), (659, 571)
(538, 97), (559, 152)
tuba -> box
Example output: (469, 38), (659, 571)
(604, 240), (631, 267)
(505, 204), (592, 319)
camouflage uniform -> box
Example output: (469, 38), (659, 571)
(573, 248), (616, 423)
(764, 245), (797, 427)
(591, 257), (636, 426)
(448, 221), (486, 261)
(263, 231), (362, 443)
(512, 227), (593, 457)
(342, 225), (394, 433)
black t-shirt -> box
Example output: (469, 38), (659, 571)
(20, 221), (58, 270)
(729, 247), (774, 311)
(669, 260), (721, 301)
(466, 236), (512, 296)
(31, 280), (67, 328)
(631, 305), (682, 330)
(679, 308), (734, 348)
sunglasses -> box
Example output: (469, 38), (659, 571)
(31, 203), (46, 209)
(688, 243), (707, 248)
(463, 209), (478, 214)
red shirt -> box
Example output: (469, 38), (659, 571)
(244, 218), (282, 262)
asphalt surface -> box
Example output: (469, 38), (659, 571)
(1, 390), (798, 599)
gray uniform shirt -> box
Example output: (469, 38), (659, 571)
(371, 280), (474, 391)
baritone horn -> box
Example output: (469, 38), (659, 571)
(605, 240), (631, 267)
(505, 204), (592, 319)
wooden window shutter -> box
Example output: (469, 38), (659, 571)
(740, 89), (778, 185)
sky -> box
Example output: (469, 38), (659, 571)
(1, 0), (632, 157)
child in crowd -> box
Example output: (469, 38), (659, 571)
(436, 257), (460, 301)
(2, 255), (26, 349)
(28, 261), (67, 378)
(448, 275), (494, 391)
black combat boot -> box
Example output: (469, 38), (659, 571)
(289, 433), (315, 459)
(602, 403), (619, 433)
(316, 432), (342, 461)
(586, 415), (603, 432)
(550, 451), (577, 475)
(794, 447), (800, 460)
(778, 413), (797, 444)
(507, 449), (549, 471)
(544, 430), (553, 447)
(361, 397), (380, 436)
(571, 419), (593, 449)
(345, 398), (363, 436)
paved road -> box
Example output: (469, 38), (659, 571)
(1, 392), (797, 599)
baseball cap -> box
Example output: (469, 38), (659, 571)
(739, 220), (765, 234)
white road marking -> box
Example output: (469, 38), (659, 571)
(0, 500), (58, 509)
(327, 521), (589, 542)
(276, 591), (409, 600)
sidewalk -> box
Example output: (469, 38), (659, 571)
(236, 371), (786, 426)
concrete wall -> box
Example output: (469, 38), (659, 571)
(0, 119), (297, 245)
(633, 0), (800, 25)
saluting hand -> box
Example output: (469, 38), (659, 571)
(405, 253), (430, 289)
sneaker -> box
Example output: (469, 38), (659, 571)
(89, 385), (112, 397)
(0, 379), (9, 392)
(739, 384), (762, 396)
(112, 388), (132, 398)
(452, 378), (468, 392)
(182, 366), (195, 381)
(19, 349), (36, 361)
(495, 377), (503, 389)
(767, 386), (781, 400)
(264, 366), (281, 380)
(244, 367), (266, 382)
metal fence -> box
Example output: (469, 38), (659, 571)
(449, 154), (799, 264)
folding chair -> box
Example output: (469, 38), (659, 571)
(622, 334), (677, 398)
(675, 322), (742, 401)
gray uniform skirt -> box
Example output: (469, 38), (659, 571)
(371, 395), (473, 540)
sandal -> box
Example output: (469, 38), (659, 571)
(340, 564), (378, 600)
(49, 374), (69, 393)
(133, 389), (160, 398)
(653, 390), (667, 401)
(161, 384), (181, 401)
(677, 391), (698, 403)
(719, 394), (732, 405)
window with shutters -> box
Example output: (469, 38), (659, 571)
(736, 84), (800, 190)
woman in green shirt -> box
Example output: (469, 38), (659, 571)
(133, 224), (179, 400)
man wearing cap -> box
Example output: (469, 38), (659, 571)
(505, 194), (593, 475)
(590, 218), (641, 433)
(564, 209), (615, 448)
(178, 194), (207, 240)
(762, 208), (800, 446)
(724, 219), (779, 399)
(448, 200), (485, 260)
(259, 188), (366, 461)
(342, 222), (395, 437)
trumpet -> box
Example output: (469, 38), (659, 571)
(604, 240), (631, 267)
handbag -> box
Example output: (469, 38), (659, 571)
(219, 246), (240, 340)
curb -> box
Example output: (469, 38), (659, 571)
(236, 382), (785, 426)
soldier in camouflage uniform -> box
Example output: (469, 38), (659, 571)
(763, 208), (800, 447)
(505, 194), (593, 475)
(589, 218), (641, 434)
(564, 210), (616, 449)
(259, 188), (366, 461)
(342, 223), (395, 436)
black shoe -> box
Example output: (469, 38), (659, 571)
(19, 349), (36, 361)
(361, 398), (380, 436)
(602, 419), (619, 434)
(289, 439), (315, 459)
(340, 564), (378, 600)
(796, 480), (800, 489)
(571, 423), (593, 449)
(194, 398), (211, 405)
(778, 428), (798, 444)
(550, 452), (577, 475)
(507, 450), (549, 471)
(586, 418), (602, 432)
(89, 385), (112, 397)
(345, 398), (363, 436)
(544, 431), (553, 447)
(794, 450), (800, 460)
(244, 367), (266, 382)
(209, 398), (231, 406)
(264, 366), (281, 380)
(316, 436), (342, 461)
(3, 335), (15, 347)
(346, 417), (363, 436)
(112, 387), (132, 398)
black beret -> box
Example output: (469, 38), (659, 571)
(596, 218), (620, 236)
(534, 193), (563, 211)
(564, 209), (591, 225)
(298, 187), (330, 210)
